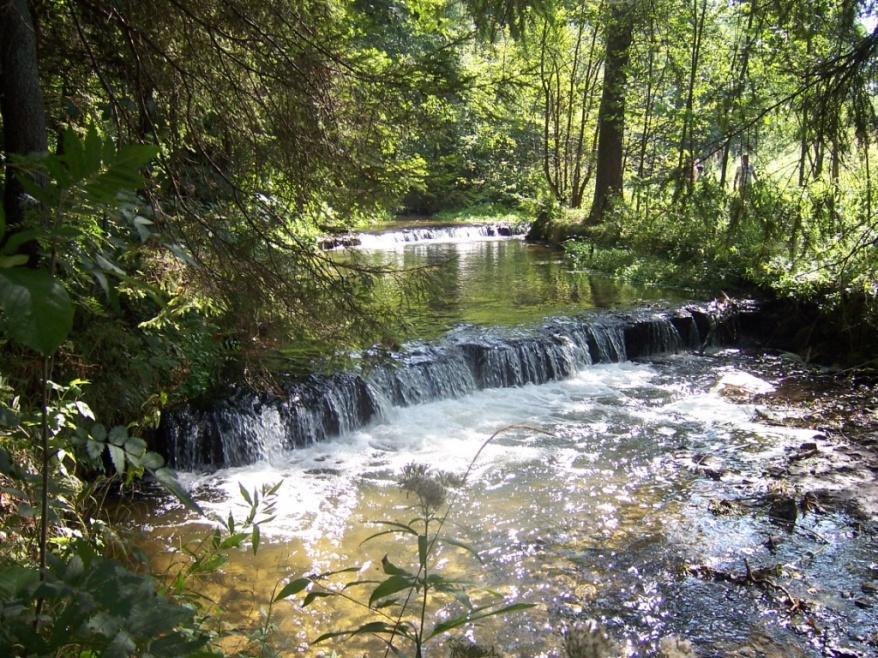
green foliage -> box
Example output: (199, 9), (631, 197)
(0, 267), (73, 356)
(0, 126), (155, 360)
(0, 544), (207, 657)
(433, 202), (529, 224)
(0, 375), (215, 655)
(565, 158), (878, 327)
(0, 368), (288, 655)
(0, 128), (232, 656)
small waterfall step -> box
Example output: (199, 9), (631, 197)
(318, 222), (530, 250)
(159, 302), (745, 471)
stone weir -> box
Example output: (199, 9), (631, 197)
(160, 302), (743, 471)
(318, 222), (529, 250)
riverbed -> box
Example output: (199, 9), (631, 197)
(140, 229), (878, 657)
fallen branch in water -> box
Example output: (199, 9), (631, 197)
(688, 559), (810, 615)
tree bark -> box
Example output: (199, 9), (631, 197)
(588, 1), (633, 225)
(1, 0), (48, 248)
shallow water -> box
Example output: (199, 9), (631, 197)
(339, 238), (690, 338)
(142, 349), (878, 657)
(141, 234), (878, 656)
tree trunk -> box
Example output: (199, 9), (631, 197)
(1, 0), (48, 252)
(588, 1), (633, 225)
(673, 0), (707, 201)
(539, 19), (562, 204)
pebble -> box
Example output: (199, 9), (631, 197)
(769, 497), (798, 523)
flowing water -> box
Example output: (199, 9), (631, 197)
(142, 228), (878, 657)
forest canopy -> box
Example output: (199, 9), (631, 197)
(0, 0), (876, 415)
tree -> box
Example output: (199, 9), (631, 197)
(0, 0), (48, 260)
(588, 0), (634, 224)
(537, 4), (604, 208)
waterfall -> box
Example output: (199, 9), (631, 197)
(319, 223), (529, 250)
(160, 304), (740, 470)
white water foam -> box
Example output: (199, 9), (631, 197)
(175, 360), (820, 549)
(355, 224), (527, 249)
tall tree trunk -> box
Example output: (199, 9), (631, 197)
(570, 29), (602, 208)
(0, 0), (48, 257)
(588, 1), (633, 225)
(673, 0), (707, 200)
(798, 103), (809, 187)
(719, 0), (757, 187)
(635, 16), (656, 215)
(539, 19), (562, 204)
(563, 20), (585, 204)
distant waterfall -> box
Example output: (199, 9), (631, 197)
(160, 305), (739, 470)
(319, 223), (529, 250)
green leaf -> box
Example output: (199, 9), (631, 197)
(14, 166), (56, 206)
(418, 534), (428, 568)
(312, 566), (360, 580)
(0, 564), (39, 598)
(154, 467), (203, 514)
(83, 144), (157, 203)
(381, 555), (415, 578)
(439, 537), (483, 563)
(251, 524), (260, 554)
(0, 268), (73, 355)
(341, 579), (378, 591)
(219, 533), (248, 550)
(115, 143), (159, 170)
(108, 426), (128, 446)
(93, 270), (109, 296)
(141, 452), (164, 470)
(133, 216), (153, 242)
(302, 590), (333, 607)
(274, 578), (310, 602)
(108, 444), (125, 474)
(96, 253), (125, 276)
(91, 423), (107, 442)
(425, 573), (466, 590)
(238, 482), (252, 505)
(0, 255), (28, 268)
(361, 520), (418, 545)
(0, 229), (38, 256)
(63, 128), (86, 181)
(313, 622), (402, 645)
(74, 400), (94, 420)
(124, 436), (147, 458)
(369, 575), (416, 607)
(0, 447), (24, 478)
(427, 602), (536, 639)
(83, 125), (103, 176)
(85, 438), (105, 461)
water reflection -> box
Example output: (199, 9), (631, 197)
(343, 240), (689, 338)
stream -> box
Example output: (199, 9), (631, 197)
(141, 226), (878, 657)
